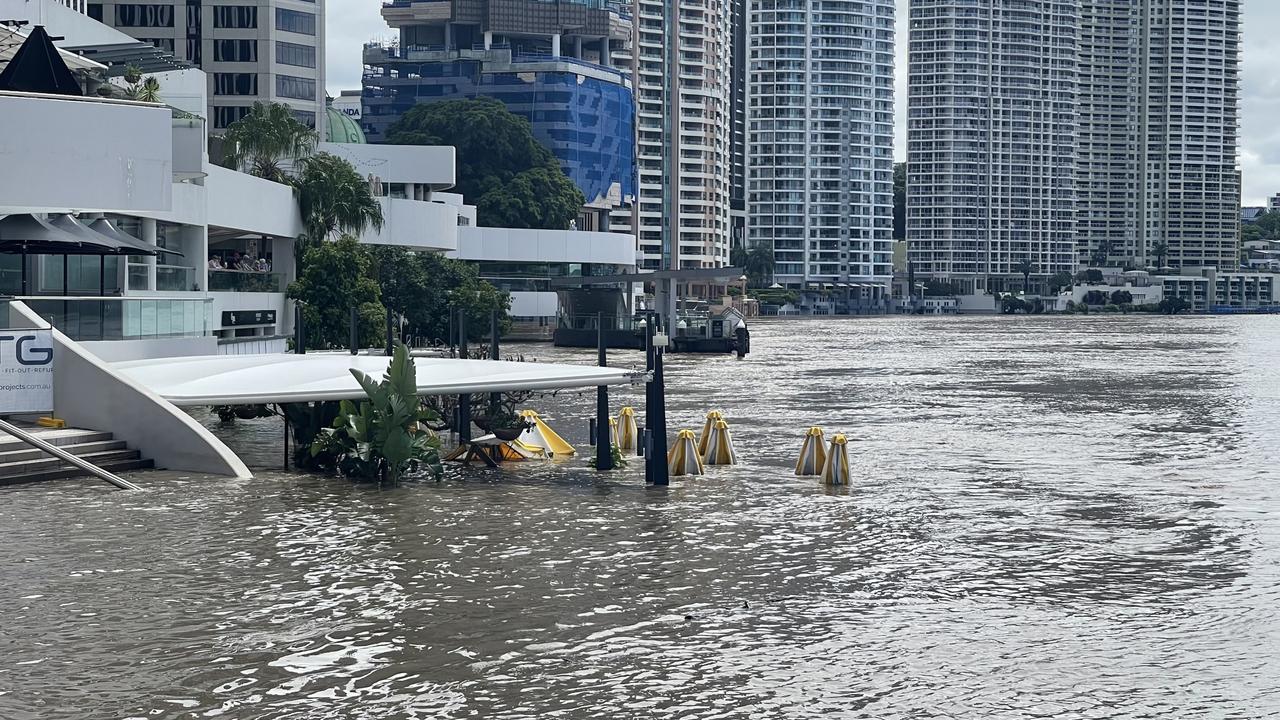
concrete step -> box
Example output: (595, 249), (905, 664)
(0, 440), (128, 464)
(0, 449), (143, 479)
(0, 428), (114, 453)
(0, 458), (154, 486)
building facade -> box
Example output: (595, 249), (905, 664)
(634, 0), (732, 272)
(1076, 0), (1241, 270)
(84, 0), (326, 130)
(748, 0), (895, 300)
(907, 0), (1079, 295)
(361, 0), (636, 230)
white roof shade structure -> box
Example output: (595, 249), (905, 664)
(112, 354), (645, 406)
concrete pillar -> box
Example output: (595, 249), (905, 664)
(141, 217), (157, 291)
(444, 23), (453, 50)
(599, 37), (610, 67)
(483, 31), (492, 49)
(551, 33), (560, 57)
(574, 36), (582, 59)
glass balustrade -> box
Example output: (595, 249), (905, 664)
(18, 297), (212, 342)
(208, 270), (284, 293)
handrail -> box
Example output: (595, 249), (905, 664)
(0, 418), (141, 491)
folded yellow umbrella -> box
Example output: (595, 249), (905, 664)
(697, 410), (725, 456)
(821, 433), (851, 486)
(794, 427), (826, 476)
(617, 406), (639, 453)
(667, 429), (704, 476)
(701, 419), (737, 466)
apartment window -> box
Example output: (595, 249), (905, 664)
(214, 73), (258, 96)
(214, 39), (257, 62)
(275, 74), (315, 100)
(213, 6), (257, 28)
(213, 106), (250, 129)
(274, 8), (315, 35)
(87, 3), (102, 21)
(114, 4), (174, 27)
(275, 41), (315, 68)
(140, 37), (176, 52)
(292, 110), (316, 128)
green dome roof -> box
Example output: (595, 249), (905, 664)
(325, 106), (366, 144)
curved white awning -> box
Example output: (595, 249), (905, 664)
(113, 353), (646, 406)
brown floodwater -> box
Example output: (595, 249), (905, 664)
(2, 315), (1279, 719)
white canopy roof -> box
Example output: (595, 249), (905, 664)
(113, 353), (644, 406)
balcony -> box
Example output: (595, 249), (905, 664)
(18, 296), (211, 342)
(209, 270), (285, 293)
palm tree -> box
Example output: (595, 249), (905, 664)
(292, 152), (384, 259)
(1151, 241), (1169, 269)
(220, 101), (318, 183)
(1014, 258), (1036, 294)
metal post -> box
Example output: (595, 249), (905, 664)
(595, 310), (613, 470)
(488, 309), (500, 416)
(283, 412), (290, 471)
(62, 256), (68, 296)
(385, 306), (394, 356)
(589, 417), (597, 446)
(350, 306), (359, 355)
(457, 308), (470, 442)
(650, 319), (669, 485)
(447, 309), (455, 356)
(20, 245), (27, 295)
(294, 303), (306, 354)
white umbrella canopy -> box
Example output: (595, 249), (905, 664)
(794, 427), (826, 476)
(821, 434), (851, 486)
(667, 429), (704, 477)
(701, 419), (737, 466)
(517, 410), (576, 457)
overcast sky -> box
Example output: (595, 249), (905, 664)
(325, 0), (1278, 204)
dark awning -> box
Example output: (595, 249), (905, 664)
(0, 26), (83, 96)
(0, 214), (156, 256)
(88, 217), (175, 257)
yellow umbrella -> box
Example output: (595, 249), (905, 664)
(517, 410), (576, 457)
(821, 434), (851, 486)
(697, 410), (725, 456)
(667, 429), (704, 476)
(617, 406), (639, 453)
(794, 427), (826, 476)
(701, 419), (737, 465)
(609, 417), (619, 448)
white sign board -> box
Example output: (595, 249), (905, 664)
(0, 329), (54, 414)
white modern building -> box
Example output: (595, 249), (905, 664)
(634, 0), (732, 277)
(747, 0), (895, 309)
(906, 0), (1079, 295)
(1077, 0), (1241, 269)
(4, 0), (328, 131)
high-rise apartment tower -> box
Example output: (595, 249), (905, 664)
(748, 0), (896, 300)
(907, 0), (1079, 294)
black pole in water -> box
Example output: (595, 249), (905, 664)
(385, 306), (394, 356)
(595, 310), (613, 470)
(350, 306), (359, 355)
(649, 316), (669, 486)
(457, 308), (470, 442)
(488, 309), (500, 417)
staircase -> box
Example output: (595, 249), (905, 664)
(0, 427), (153, 486)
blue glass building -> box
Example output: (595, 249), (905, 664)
(361, 1), (636, 222)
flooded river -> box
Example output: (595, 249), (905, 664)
(3, 315), (1280, 718)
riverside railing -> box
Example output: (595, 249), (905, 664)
(18, 296), (212, 342)
(208, 269), (284, 293)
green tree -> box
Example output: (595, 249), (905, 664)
(128, 75), (161, 103)
(1256, 210), (1280, 239)
(220, 101), (318, 182)
(1048, 271), (1074, 293)
(1014, 258), (1036, 293)
(369, 246), (511, 344)
(385, 97), (584, 229)
(731, 242), (774, 288)
(1110, 289), (1133, 305)
(292, 152), (384, 258)
(893, 162), (906, 240)
(287, 236), (386, 349)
